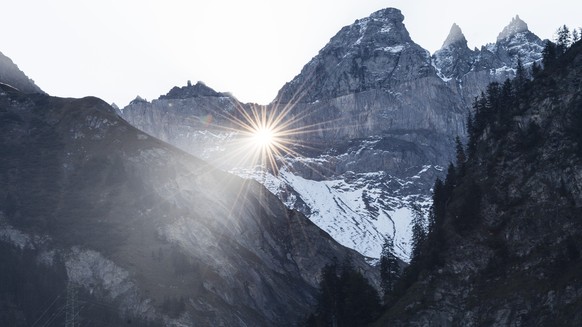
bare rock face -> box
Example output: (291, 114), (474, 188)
(122, 84), (246, 165)
(0, 84), (378, 326)
(269, 8), (470, 174)
(0, 50), (43, 94)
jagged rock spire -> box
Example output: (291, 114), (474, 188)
(442, 23), (468, 48)
(497, 15), (529, 41)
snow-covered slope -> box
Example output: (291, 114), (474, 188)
(235, 164), (436, 261)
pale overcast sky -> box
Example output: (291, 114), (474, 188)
(1, 1), (580, 106)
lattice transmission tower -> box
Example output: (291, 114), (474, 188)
(64, 281), (79, 327)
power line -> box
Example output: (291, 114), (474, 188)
(30, 293), (62, 327)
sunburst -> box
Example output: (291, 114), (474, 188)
(195, 73), (357, 177)
(235, 104), (295, 175)
(252, 126), (276, 148)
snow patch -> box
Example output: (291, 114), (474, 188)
(493, 66), (516, 76)
(431, 58), (452, 82)
(381, 45), (404, 53)
(380, 26), (391, 34)
(353, 19), (369, 46)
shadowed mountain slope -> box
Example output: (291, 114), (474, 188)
(377, 40), (582, 326)
(0, 83), (377, 326)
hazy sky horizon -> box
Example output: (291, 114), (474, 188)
(2, 0), (581, 107)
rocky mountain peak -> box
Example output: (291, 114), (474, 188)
(129, 95), (148, 105)
(368, 7), (404, 23)
(442, 23), (468, 48)
(497, 15), (529, 41)
(159, 80), (224, 100)
(352, 7), (411, 45)
(274, 7), (430, 104)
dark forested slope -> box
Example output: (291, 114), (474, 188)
(377, 39), (582, 326)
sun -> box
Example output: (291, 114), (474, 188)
(252, 126), (277, 148)
(232, 105), (295, 174)
(206, 100), (326, 175)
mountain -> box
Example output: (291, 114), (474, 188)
(121, 8), (545, 261)
(0, 50), (43, 94)
(273, 8), (464, 146)
(433, 15), (545, 106)
(377, 40), (582, 326)
(0, 82), (378, 326)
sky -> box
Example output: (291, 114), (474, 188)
(1, 0), (581, 107)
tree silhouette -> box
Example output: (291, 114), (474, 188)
(307, 259), (381, 326)
(556, 25), (571, 54)
(380, 235), (400, 299)
(410, 203), (427, 263)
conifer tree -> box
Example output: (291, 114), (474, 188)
(455, 136), (466, 173)
(572, 29), (580, 43)
(430, 178), (446, 229)
(380, 235), (400, 298)
(410, 203), (427, 262)
(542, 41), (557, 67)
(315, 261), (340, 326)
(444, 163), (457, 195)
(531, 61), (541, 78)
(556, 25), (571, 54)
(514, 57), (527, 92)
(339, 261), (382, 326)
(467, 112), (477, 158)
(309, 259), (381, 326)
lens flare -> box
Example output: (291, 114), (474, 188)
(193, 72), (357, 177)
(253, 126), (276, 148)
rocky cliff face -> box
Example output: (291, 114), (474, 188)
(0, 83), (378, 326)
(0, 50), (43, 94)
(377, 41), (582, 326)
(121, 82), (247, 166)
(274, 8), (465, 145)
(121, 8), (545, 261)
